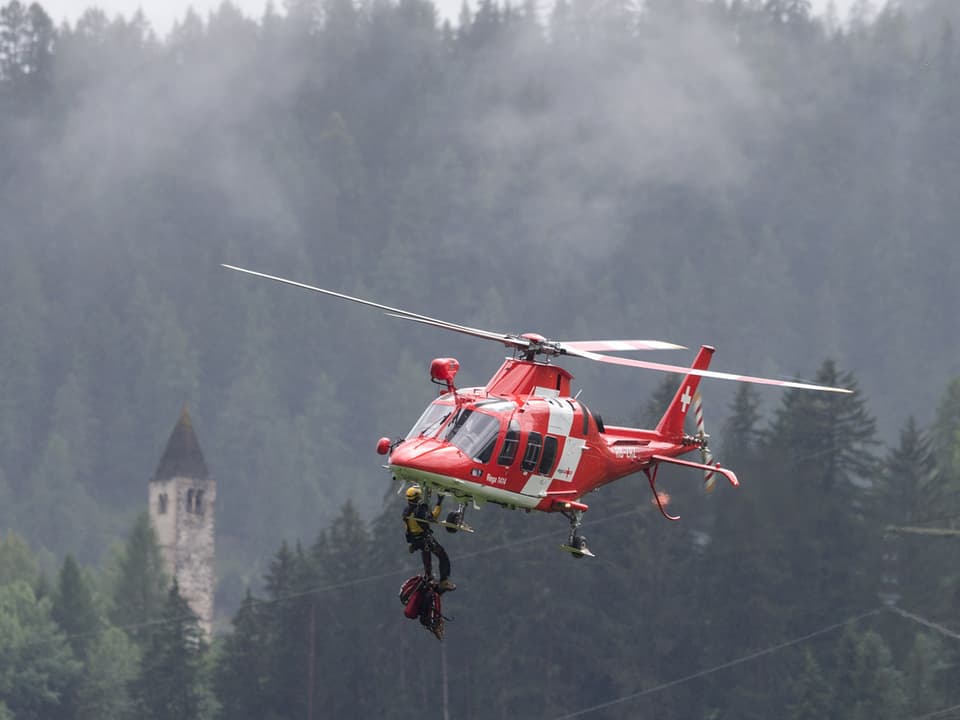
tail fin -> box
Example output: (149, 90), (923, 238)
(655, 346), (715, 438)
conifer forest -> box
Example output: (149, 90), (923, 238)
(1, 0), (960, 717)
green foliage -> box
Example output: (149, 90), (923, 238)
(932, 378), (960, 488)
(213, 591), (267, 720)
(721, 384), (763, 462)
(52, 554), (102, 659)
(131, 581), (211, 720)
(832, 627), (907, 720)
(787, 650), (831, 720)
(109, 514), (167, 646)
(766, 361), (879, 493)
(73, 627), (140, 720)
(903, 632), (948, 715)
(0, 580), (80, 720)
(0, 530), (38, 586)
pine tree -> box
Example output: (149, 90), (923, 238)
(931, 377), (960, 494)
(132, 580), (209, 720)
(903, 632), (948, 716)
(831, 628), (907, 720)
(214, 590), (268, 720)
(0, 580), (80, 720)
(786, 650), (831, 720)
(310, 501), (374, 718)
(0, 530), (37, 585)
(259, 541), (314, 720)
(110, 514), (168, 646)
(73, 627), (139, 720)
(721, 384), (763, 463)
(876, 417), (942, 624)
(52, 554), (101, 659)
(763, 361), (880, 631)
(766, 360), (879, 493)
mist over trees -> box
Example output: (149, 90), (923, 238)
(1, 369), (959, 717)
(1, 0), (960, 715)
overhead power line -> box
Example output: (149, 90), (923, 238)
(911, 702), (960, 720)
(550, 608), (883, 720)
(887, 605), (960, 643)
(884, 525), (960, 538)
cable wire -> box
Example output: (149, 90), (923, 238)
(550, 608), (884, 720)
(887, 605), (960, 643)
(912, 702), (960, 720)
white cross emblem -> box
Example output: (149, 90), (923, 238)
(680, 387), (692, 413)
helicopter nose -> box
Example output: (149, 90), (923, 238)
(389, 439), (471, 481)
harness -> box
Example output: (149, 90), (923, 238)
(403, 503), (434, 544)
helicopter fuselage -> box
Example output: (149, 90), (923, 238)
(386, 358), (710, 513)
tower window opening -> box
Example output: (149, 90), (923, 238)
(186, 489), (195, 513)
(158, 493), (168, 514)
(195, 490), (204, 515)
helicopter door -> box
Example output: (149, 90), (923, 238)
(520, 431), (556, 497)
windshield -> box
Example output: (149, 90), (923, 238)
(405, 402), (455, 440)
(440, 408), (501, 463)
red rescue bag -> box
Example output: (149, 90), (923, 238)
(400, 575), (426, 619)
(404, 589), (424, 619)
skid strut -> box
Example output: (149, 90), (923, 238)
(559, 509), (595, 558)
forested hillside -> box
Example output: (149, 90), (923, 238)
(1, 0), (960, 715)
(2, 370), (960, 718)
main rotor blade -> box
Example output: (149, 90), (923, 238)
(576, 349), (852, 394)
(560, 339), (686, 352)
(383, 313), (530, 350)
(223, 264), (436, 320)
(222, 264), (529, 349)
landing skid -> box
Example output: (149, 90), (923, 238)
(439, 519), (475, 533)
(414, 505), (475, 534)
(559, 543), (595, 559)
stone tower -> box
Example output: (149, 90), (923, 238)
(148, 407), (216, 636)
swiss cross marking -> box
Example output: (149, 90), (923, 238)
(680, 387), (693, 413)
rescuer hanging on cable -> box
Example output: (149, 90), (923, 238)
(402, 485), (456, 592)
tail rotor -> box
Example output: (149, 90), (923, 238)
(693, 391), (717, 493)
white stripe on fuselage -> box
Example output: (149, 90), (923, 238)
(553, 437), (585, 483)
(390, 465), (542, 509)
(544, 398), (575, 436)
(520, 473), (552, 497)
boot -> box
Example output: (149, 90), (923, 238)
(438, 578), (456, 592)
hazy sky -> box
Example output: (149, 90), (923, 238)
(42, 0), (858, 36)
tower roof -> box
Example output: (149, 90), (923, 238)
(152, 406), (209, 482)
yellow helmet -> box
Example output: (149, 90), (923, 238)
(405, 485), (422, 502)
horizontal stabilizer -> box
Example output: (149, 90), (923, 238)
(651, 454), (739, 488)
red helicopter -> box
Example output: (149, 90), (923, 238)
(224, 264), (850, 558)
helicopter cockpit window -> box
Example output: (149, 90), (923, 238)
(521, 432), (543, 472)
(442, 409), (500, 463)
(406, 402), (454, 440)
(497, 419), (521, 466)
